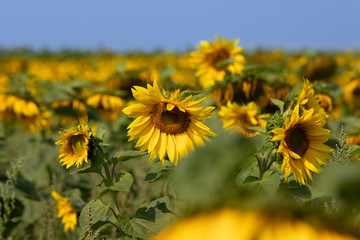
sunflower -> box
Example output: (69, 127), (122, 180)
(0, 94), (51, 132)
(218, 101), (267, 137)
(122, 81), (216, 165)
(190, 37), (245, 88)
(272, 104), (333, 185)
(51, 99), (87, 126)
(298, 79), (327, 123)
(51, 191), (77, 232)
(317, 93), (333, 113)
(343, 79), (360, 110)
(55, 124), (91, 169)
(152, 208), (358, 240)
(86, 93), (125, 122)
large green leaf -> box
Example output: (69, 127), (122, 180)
(101, 172), (134, 192)
(145, 161), (173, 182)
(79, 199), (110, 228)
(241, 171), (280, 196)
(112, 150), (147, 163)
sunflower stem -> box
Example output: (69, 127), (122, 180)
(103, 163), (121, 216)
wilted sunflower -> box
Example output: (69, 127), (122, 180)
(343, 79), (360, 110)
(190, 37), (245, 88)
(56, 124), (91, 169)
(86, 93), (125, 122)
(298, 79), (327, 123)
(51, 191), (77, 232)
(218, 101), (267, 137)
(152, 208), (359, 240)
(272, 104), (333, 185)
(123, 81), (216, 165)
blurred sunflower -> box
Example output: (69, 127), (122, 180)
(298, 79), (327, 123)
(0, 94), (51, 132)
(218, 101), (267, 137)
(123, 81), (216, 165)
(317, 93), (333, 113)
(343, 79), (360, 110)
(51, 99), (87, 125)
(56, 123), (92, 169)
(152, 208), (359, 240)
(272, 104), (332, 185)
(51, 191), (77, 232)
(190, 37), (245, 88)
(86, 93), (125, 122)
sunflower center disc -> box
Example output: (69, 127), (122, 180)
(70, 134), (86, 155)
(153, 102), (191, 134)
(285, 125), (309, 157)
(353, 86), (360, 96)
(208, 48), (230, 70)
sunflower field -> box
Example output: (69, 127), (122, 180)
(1, 38), (360, 240)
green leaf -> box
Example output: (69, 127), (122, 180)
(145, 161), (173, 182)
(0, 175), (40, 200)
(242, 171), (280, 196)
(112, 150), (148, 163)
(79, 199), (110, 228)
(69, 148), (105, 175)
(270, 98), (284, 114)
(247, 126), (266, 134)
(350, 145), (360, 155)
(180, 90), (207, 100)
(101, 172), (134, 192)
(118, 211), (175, 239)
(135, 197), (173, 221)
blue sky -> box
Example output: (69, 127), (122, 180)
(1, 0), (359, 51)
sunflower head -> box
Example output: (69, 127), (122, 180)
(219, 101), (267, 137)
(123, 81), (216, 165)
(302, 55), (337, 81)
(298, 79), (327, 123)
(86, 93), (125, 122)
(272, 104), (332, 185)
(343, 79), (360, 110)
(190, 37), (245, 88)
(56, 124), (92, 169)
(51, 191), (77, 232)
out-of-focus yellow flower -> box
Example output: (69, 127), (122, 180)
(272, 104), (332, 185)
(190, 37), (245, 88)
(86, 93), (125, 122)
(0, 94), (51, 132)
(52, 99), (87, 126)
(0, 74), (9, 93)
(123, 81), (216, 165)
(302, 55), (337, 81)
(219, 101), (267, 137)
(152, 208), (359, 240)
(343, 79), (360, 110)
(298, 79), (327, 124)
(55, 123), (91, 169)
(51, 191), (77, 232)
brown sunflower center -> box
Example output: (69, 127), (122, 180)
(353, 86), (360, 96)
(207, 48), (231, 70)
(152, 102), (191, 134)
(70, 134), (87, 155)
(284, 125), (309, 157)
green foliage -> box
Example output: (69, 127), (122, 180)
(118, 197), (176, 239)
(112, 150), (148, 163)
(101, 172), (134, 192)
(145, 161), (173, 183)
(270, 98), (285, 114)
